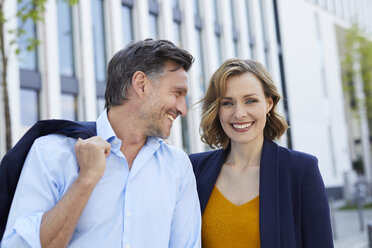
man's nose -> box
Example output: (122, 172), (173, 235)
(177, 97), (187, 116)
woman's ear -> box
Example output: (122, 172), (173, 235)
(266, 97), (273, 112)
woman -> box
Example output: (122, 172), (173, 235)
(189, 58), (333, 247)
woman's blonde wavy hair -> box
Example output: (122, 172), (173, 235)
(200, 58), (288, 149)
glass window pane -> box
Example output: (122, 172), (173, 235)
(20, 88), (39, 126)
(194, 29), (205, 92)
(58, 1), (75, 77)
(92, 0), (106, 82)
(61, 93), (77, 120)
(148, 13), (158, 39)
(172, 0), (179, 8)
(245, 0), (255, 58)
(122, 5), (134, 46)
(173, 22), (181, 46)
(97, 97), (105, 115)
(233, 41), (238, 57)
(194, 0), (200, 16)
(215, 35), (222, 65)
(230, 0), (236, 30)
(181, 116), (190, 154)
(259, 0), (269, 68)
(17, 0), (37, 71)
(213, 0), (219, 23)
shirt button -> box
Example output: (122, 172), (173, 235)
(125, 244), (130, 248)
(113, 140), (118, 145)
(126, 211), (131, 216)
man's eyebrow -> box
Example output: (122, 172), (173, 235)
(174, 85), (188, 94)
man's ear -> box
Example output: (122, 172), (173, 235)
(131, 71), (147, 98)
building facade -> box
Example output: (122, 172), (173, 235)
(1, 0), (372, 196)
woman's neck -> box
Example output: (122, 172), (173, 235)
(226, 135), (264, 169)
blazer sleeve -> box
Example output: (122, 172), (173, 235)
(301, 156), (334, 248)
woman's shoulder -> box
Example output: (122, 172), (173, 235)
(278, 145), (317, 163)
(189, 149), (224, 164)
(272, 142), (319, 176)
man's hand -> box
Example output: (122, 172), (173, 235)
(75, 137), (111, 184)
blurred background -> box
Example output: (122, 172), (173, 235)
(1, 0), (372, 246)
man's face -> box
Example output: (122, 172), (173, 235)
(140, 61), (188, 139)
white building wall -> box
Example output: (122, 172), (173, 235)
(3, 0), (372, 190)
(41, 0), (61, 120)
(278, 0), (353, 186)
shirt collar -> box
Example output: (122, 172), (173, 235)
(96, 109), (164, 149)
(96, 109), (116, 143)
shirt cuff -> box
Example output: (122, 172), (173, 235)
(2, 212), (43, 248)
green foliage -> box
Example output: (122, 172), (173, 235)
(338, 202), (372, 210)
(342, 24), (372, 119)
(4, 0), (78, 55)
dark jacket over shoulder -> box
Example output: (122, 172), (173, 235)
(189, 139), (333, 248)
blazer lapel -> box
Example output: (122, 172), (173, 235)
(259, 140), (280, 247)
(199, 148), (229, 214)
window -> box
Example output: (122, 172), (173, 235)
(172, 0), (182, 46)
(245, 0), (255, 59)
(58, 1), (75, 77)
(230, 0), (239, 57)
(92, 0), (106, 113)
(122, 0), (134, 46)
(20, 88), (39, 126)
(92, 0), (106, 83)
(61, 93), (77, 121)
(58, 0), (78, 120)
(213, 0), (222, 65)
(259, 0), (270, 68)
(97, 97), (106, 116)
(17, 0), (41, 126)
(194, 0), (206, 92)
(148, 0), (159, 39)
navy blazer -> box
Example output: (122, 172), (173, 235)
(0, 120), (96, 240)
(189, 140), (333, 248)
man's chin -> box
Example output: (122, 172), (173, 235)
(147, 129), (170, 139)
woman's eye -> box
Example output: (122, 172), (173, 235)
(221, 102), (232, 106)
(246, 99), (257, 104)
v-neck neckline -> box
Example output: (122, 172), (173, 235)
(214, 185), (259, 207)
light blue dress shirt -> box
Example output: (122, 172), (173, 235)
(1, 111), (201, 248)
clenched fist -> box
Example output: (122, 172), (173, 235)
(75, 137), (111, 184)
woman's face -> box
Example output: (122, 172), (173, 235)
(218, 72), (273, 147)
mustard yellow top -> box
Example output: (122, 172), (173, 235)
(202, 186), (260, 248)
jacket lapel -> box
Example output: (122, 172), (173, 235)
(259, 140), (280, 247)
(199, 148), (229, 214)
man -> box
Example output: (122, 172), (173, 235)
(1, 39), (201, 248)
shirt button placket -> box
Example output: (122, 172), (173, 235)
(123, 178), (131, 247)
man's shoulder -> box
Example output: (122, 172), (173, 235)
(30, 134), (77, 166)
(157, 141), (193, 173)
(33, 133), (77, 150)
(159, 140), (189, 158)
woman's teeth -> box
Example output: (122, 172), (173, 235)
(232, 123), (253, 129)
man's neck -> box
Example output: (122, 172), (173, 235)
(107, 106), (148, 169)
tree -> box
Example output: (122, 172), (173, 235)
(342, 24), (372, 128)
(0, 0), (77, 152)
(342, 24), (372, 178)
